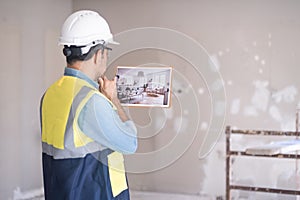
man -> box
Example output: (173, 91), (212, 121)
(40, 10), (137, 200)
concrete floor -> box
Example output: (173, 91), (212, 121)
(13, 189), (213, 200)
(130, 190), (211, 200)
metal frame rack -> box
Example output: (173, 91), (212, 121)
(225, 125), (300, 200)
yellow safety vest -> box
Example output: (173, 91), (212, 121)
(41, 75), (128, 197)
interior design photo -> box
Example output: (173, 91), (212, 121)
(116, 66), (172, 107)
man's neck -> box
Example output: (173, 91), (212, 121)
(67, 62), (95, 81)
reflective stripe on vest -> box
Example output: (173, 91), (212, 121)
(41, 76), (107, 159)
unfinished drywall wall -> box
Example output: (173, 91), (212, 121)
(74, 0), (300, 197)
(0, 0), (71, 199)
(1, 0), (299, 198)
(0, 24), (21, 200)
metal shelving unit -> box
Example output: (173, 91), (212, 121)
(225, 126), (300, 200)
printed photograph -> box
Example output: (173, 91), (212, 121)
(116, 66), (173, 107)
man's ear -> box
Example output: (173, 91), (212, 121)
(94, 49), (103, 64)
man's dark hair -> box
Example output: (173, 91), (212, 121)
(63, 44), (104, 65)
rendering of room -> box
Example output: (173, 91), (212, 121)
(116, 67), (171, 106)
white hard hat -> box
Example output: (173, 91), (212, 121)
(59, 10), (119, 53)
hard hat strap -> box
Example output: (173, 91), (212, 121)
(66, 40), (109, 56)
(63, 46), (83, 57)
(63, 42), (111, 58)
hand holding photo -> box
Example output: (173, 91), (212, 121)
(116, 66), (173, 107)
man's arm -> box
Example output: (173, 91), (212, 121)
(78, 94), (138, 154)
(77, 75), (137, 154)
